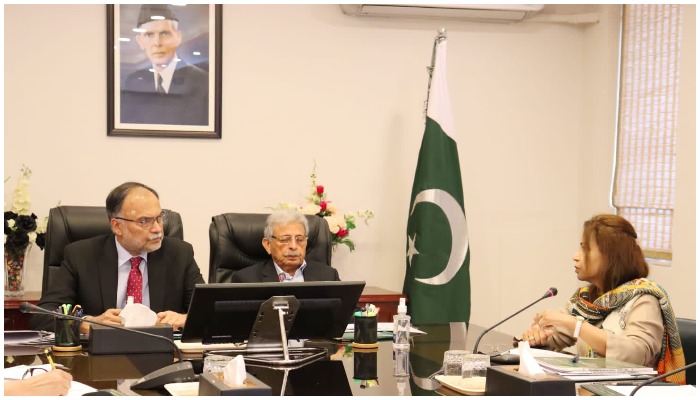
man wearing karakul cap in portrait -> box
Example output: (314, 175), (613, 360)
(121, 4), (209, 126)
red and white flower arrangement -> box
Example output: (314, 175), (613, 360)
(273, 165), (373, 251)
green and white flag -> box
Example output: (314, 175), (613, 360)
(403, 35), (471, 324)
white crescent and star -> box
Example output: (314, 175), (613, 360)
(407, 188), (468, 285)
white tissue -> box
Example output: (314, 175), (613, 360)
(517, 341), (546, 377)
(223, 355), (246, 387)
(119, 302), (157, 327)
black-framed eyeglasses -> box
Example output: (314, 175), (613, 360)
(271, 235), (307, 245)
(113, 211), (166, 229)
(22, 367), (48, 380)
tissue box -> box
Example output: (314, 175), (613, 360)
(198, 372), (272, 396)
(485, 365), (575, 396)
(88, 325), (173, 355)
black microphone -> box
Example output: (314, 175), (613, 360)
(20, 302), (195, 390)
(630, 362), (695, 396)
(472, 287), (558, 358)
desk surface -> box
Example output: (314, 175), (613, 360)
(4, 323), (511, 396)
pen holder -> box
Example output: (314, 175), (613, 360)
(53, 316), (82, 352)
(352, 316), (378, 348)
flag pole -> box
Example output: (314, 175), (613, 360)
(424, 28), (447, 119)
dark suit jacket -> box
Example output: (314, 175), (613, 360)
(231, 259), (340, 283)
(120, 61), (209, 126)
(31, 235), (204, 331)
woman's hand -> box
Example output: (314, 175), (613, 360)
(534, 310), (576, 334)
(521, 324), (549, 347)
(523, 309), (575, 346)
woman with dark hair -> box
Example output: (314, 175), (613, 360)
(522, 214), (686, 383)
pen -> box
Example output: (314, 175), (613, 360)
(44, 348), (56, 370)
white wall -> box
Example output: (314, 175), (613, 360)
(4, 5), (695, 336)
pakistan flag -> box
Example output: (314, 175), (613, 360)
(403, 36), (471, 324)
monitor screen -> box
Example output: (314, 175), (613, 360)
(181, 281), (366, 344)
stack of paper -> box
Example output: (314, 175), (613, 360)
(4, 330), (54, 346)
(535, 357), (656, 376)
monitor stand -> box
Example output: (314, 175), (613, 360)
(209, 296), (328, 367)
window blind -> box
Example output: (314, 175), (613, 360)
(613, 4), (682, 260)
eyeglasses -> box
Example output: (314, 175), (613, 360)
(114, 211), (166, 229)
(271, 235), (307, 245)
(22, 367), (47, 380)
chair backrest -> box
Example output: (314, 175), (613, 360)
(676, 317), (696, 385)
(208, 213), (332, 283)
(42, 206), (183, 293)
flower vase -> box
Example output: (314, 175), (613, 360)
(4, 244), (31, 297)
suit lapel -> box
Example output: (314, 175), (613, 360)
(261, 260), (279, 283)
(99, 237), (119, 309)
(302, 261), (319, 281)
(147, 247), (166, 311)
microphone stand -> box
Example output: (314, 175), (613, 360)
(20, 302), (195, 390)
(472, 288), (557, 354)
(630, 362), (696, 396)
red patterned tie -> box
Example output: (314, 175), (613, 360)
(126, 257), (143, 303)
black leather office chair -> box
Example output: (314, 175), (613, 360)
(676, 317), (696, 385)
(208, 213), (332, 283)
(41, 206), (183, 293)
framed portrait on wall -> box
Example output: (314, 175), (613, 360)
(107, 4), (222, 138)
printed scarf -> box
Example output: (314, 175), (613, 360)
(567, 278), (686, 384)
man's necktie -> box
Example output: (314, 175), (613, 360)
(156, 74), (166, 94)
(278, 273), (286, 282)
(127, 257), (143, 303)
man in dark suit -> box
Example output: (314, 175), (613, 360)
(120, 4), (208, 126)
(231, 210), (340, 283)
(31, 182), (204, 333)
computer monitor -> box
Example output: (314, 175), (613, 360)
(181, 281), (366, 345)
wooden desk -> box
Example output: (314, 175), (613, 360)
(4, 322), (511, 396)
(4, 291), (41, 330)
(358, 286), (406, 322)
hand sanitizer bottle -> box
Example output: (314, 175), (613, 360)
(393, 297), (410, 350)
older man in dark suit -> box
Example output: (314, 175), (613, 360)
(231, 210), (340, 283)
(31, 182), (204, 333)
(120, 4), (208, 126)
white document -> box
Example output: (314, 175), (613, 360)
(506, 347), (569, 358)
(3, 364), (97, 395)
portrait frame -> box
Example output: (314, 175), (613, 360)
(107, 4), (222, 138)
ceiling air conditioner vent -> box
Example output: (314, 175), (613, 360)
(340, 4), (544, 23)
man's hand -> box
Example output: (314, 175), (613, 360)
(4, 369), (73, 396)
(156, 311), (187, 331)
(80, 309), (123, 334)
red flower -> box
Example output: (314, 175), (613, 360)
(336, 229), (349, 238)
(319, 201), (327, 211)
(316, 185), (324, 195)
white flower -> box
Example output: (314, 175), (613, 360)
(7, 219), (15, 229)
(36, 216), (49, 234)
(299, 204), (321, 215)
(324, 215), (341, 234)
(11, 166), (33, 216)
(324, 214), (347, 233)
(325, 202), (338, 215)
(28, 232), (37, 244)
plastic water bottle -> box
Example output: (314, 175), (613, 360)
(393, 297), (410, 350)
